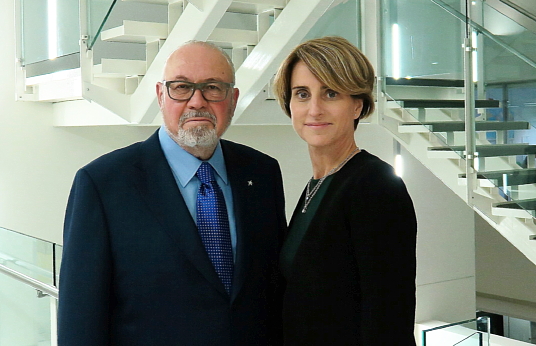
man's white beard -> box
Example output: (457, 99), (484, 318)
(176, 124), (218, 148)
(168, 111), (219, 148)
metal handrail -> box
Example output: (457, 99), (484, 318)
(0, 262), (58, 299)
(493, 0), (536, 25)
(431, 0), (536, 70)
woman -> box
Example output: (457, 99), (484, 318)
(273, 36), (417, 345)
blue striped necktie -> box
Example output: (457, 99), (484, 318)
(196, 162), (233, 294)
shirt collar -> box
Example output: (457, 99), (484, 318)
(158, 126), (228, 187)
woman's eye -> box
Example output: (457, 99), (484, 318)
(294, 90), (309, 99)
(326, 90), (338, 99)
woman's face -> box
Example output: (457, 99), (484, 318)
(289, 61), (362, 151)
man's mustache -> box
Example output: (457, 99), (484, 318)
(179, 111), (217, 127)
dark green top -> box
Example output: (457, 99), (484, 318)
(280, 174), (334, 279)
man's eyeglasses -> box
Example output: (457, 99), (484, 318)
(162, 80), (234, 102)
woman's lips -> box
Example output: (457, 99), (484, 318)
(306, 122), (331, 128)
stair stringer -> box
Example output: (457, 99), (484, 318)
(128, 0), (235, 124)
(53, 0), (346, 127)
(54, 0), (235, 126)
(380, 104), (536, 267)
(231, 0), (342, 125)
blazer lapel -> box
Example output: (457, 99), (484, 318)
(221, 141), (255, 302)
(133, 132), (228, 297)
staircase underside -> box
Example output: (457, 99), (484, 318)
(382, 95), (536, 267)
(44, 0), (345, 127)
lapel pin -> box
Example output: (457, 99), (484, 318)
(248, 180), (253, 186)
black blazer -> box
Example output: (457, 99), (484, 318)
(282, 151), (417, 346)
(58, 131), (287, 346)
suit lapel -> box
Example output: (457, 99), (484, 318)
(221, 141), (255, 302)
(133, 132), (227, 297)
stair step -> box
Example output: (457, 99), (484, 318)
(233, 0), (286, 6)
(398, 99), (500, 109)
(93, 75), (142, 94)
(101, 20), (168, 43)
(428, 144), (536, 158)
(386, 77), (464, 88)
(121, 0), (286, 13)
(208, 28), (258, 48)
(229, 0), (287, 14)
(93, 59), (147, 77)
(122, 0), (169, 4)
(399, 120), (530, 133)
(492, 199), (536, 218)
(459, 168), (536, 186)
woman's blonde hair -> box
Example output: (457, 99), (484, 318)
(273, 36), (375, 129)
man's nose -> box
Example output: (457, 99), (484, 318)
(187, 89), (208, 109)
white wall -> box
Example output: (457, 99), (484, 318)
(476, 214), (536, 322)
(0, 0), (158, 244)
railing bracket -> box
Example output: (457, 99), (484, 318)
(37, 289), (49, 298)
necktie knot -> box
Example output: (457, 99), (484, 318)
(197, 162), (216, 185)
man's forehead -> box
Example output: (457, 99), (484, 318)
(164, 45), (233, 80)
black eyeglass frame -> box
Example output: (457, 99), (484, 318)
(162, 80), (235, 102)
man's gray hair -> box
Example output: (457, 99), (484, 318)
(162, 40), (236, 82)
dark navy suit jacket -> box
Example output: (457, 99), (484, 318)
(58, 131), (286, 345)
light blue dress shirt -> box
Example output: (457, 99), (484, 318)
(158, 126), (237, 260)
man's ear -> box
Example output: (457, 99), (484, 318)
(156, 82), (164, 108)
(231, 87), (240, 113)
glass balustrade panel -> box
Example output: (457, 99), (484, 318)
(381, 0), (467, 162)
(57, 0), (80, 57)
(0, 273), (55, 346)
(21, 0), (50, 64)
(88, 0), (166, 65)
(0, 227), (57, 286)
(88, 0), (117, 49)
(381, 0), (536, 219)
(54, 243), (63, 286)
(422, 318), (490, 346)
(20, 0), (79, 65)
(480, 0), (536, 65)
(303, 0), (359, 47)
(475, 5), (536, 215)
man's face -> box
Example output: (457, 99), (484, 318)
(156, 44), (239, 146)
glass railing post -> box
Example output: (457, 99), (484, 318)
(473, 1), (486, 100)
(14, 0), (27, 101)
(464, 0), (478, 206)
(376, 0), (385, 127)
(79, 0), (94, 100)
(477, 316), (491, 346)
(50, 295), (58, 346)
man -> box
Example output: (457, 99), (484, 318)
(58, 41), (287, 345)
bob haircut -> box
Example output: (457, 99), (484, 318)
(273, 36), (375, 129)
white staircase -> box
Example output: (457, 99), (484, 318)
(17, 0), (536, 270)
(379, 79), (536, 266)
(41, 0), (347, 126)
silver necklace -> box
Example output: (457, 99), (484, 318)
(302, 147), (360, 213)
